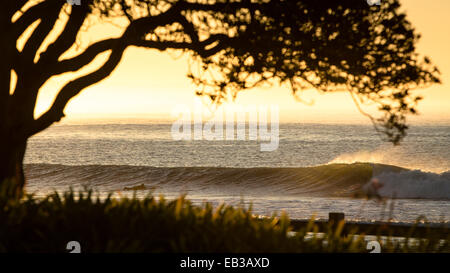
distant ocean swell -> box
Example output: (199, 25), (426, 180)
(24, 163), (450, 200)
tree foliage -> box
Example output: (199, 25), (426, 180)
(1, 0), (441, 145)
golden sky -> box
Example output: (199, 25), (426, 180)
(29, 0), (450, 124)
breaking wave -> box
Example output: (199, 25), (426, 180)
(24, 163), (450, 200)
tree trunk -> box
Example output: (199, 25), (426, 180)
(0, 135), (27, 199)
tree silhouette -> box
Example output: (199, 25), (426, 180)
(0, 0), (441, 197)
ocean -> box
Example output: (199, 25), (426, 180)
(24, 122), (450, 223)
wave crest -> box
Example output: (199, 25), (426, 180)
(24, 163), (450, 200)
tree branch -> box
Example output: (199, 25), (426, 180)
(20, 3), (63, 63)
(27, 2), (243, 137)
(50, 38), (118, 75)
(12, 0), (59, 41)
(9, 0), (28, 14)
(38, 1), (93, 64)
(49, 32), (232, 78)
(28, 3), (185, 136)
(4, 0), (27, 21)
(176, 13), (199, 44)
(131, 34), (231, 57)
(29, 39), (127, 137)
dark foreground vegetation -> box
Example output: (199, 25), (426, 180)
(0, 190), (448, 253)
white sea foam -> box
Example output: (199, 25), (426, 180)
(369, 169), (450, 199)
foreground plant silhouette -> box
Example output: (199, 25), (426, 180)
(0, 0), (440, 196)
(0, 190), (448, 253)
